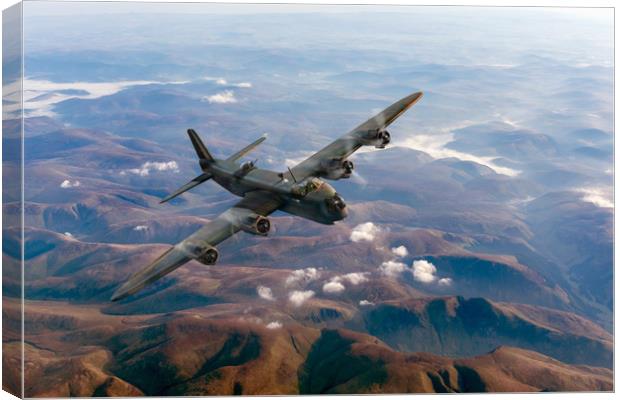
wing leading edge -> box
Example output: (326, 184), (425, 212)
(110, 190), (282, 301)
(289, 91), (423, 180)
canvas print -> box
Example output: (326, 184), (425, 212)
(2, 1), (614, 396)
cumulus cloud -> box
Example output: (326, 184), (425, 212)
(285, 267), (321, 286)
(266, 321), (282, 329)
(64, 232), (73, 237)
(341, 272), (369, 285)
(350, 222), (380, 242)
(391, 245), (409, 258)
(288, 290), (315, 307)
(379, 258), (452, 286)
(235, 82), (252, 88)
(379, 260), (408, 277)
(322, 280), (345, 294)
(60, 179), (80, 188)
(576, 187), (613, 208)
(133, 225), (148, 232)
(412, 260), (437, 283)
(203, 90), (237, 104)
(321, 272), (368, 294)
(359, 300), (375, 306)
(121, 161), (179, 176)
(257, 285), (275, 301)
(438, 277), (453, 287)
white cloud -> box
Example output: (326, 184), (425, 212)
(359, 300), (375, 306)
(203, 90), (237, 104)
(438, 277), (453, 287)
(133, 225), (148, 232)
(412, 260), (437, 283)
(64, 232), (73, 237)
(266, 321), (282, 329)
(204, 77), (252, 88)
(391, 245), (409, 258)
(285, 267), (321, 286)
(341, 272), (369, 285)
(379, 260), (407, 277)
(257, 285), (275, 301)
(321, 272), (368, 294)
(288, 290), (315, 307)
(575, 187), (613, 208)
(60, 179), (80, 188)
(322, 280), (345, 294)
(400, 128), (520, 177)
(121, 161), (179, 176)
(19, 79), (186, 118)
(350, 222), (380, 242)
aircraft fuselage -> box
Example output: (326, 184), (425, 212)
(208, 159), (347, 225)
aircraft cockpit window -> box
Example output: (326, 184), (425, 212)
(291, 177), (323, 197)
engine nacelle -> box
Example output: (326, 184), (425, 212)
(196, 247), (219, 265)
(182, 240), (220, 265)
(360, 129), (391, 149)
(182, 240), (219, 265)
(239, 214), (271, 236)
(319, 158), (354, 180)
(234, 160), (256, 177)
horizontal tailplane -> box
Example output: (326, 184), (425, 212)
(160, 172), (212, 204)
(227, 135), (267, 162)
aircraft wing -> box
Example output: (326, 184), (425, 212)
(289, 91), (423, 181)
(110, 190), (282, 301)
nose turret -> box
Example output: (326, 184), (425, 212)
(325, 193), (348, 221)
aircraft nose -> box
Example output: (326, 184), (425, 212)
(332, 193), (348, 220)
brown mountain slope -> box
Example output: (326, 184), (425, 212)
(458, 346), (613, 392)
(5, 299), (613, 395)
(299, 329), (612, 393)
(13, 225), (572, 314)
(362, 296), (612, 368)
(2, 342), (143, 397)
(106, 315), (321, 395)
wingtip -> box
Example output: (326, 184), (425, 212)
(110, 284), (130, 302)
(110, 292), (122, 302)
(401, 91), (423, 109)
(411, 91), (424, 101)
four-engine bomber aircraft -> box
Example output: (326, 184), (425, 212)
(111, 91), (423, 301)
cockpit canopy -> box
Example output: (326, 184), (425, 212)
(291, 177), (323, 197)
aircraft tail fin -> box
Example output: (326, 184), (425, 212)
(187, 128), (214, 162)
(227, 135), (267, 162)
(160, 172), (212, 204)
